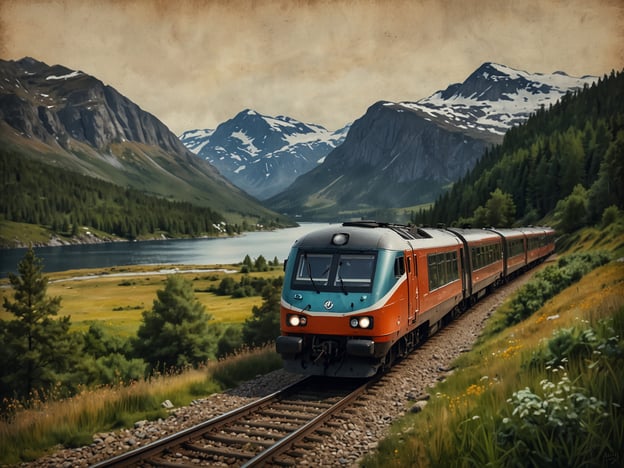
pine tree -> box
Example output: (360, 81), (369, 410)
(242, 282), (282, 347)
(133, 276), (217, 372)
(1, 249), (77, 401)
(555, 184), (589, 233)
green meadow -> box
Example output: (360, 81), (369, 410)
(0, 263), (282, 336)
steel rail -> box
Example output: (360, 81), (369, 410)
(90, 376), (311, 468)
(240, 377), (373, 467)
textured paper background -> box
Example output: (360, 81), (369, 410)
(1, 0), (623, 134)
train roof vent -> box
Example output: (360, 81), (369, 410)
(390, 226), (416, 240)
(341, 221), (432, 240)
(412, 228), (433, 239)
(342, 221), (383, 229)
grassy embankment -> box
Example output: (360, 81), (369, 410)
(0, 262), (284, 464)
(0, 346), (281, 464)
(362, 224), (624, 467)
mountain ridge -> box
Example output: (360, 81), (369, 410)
(0, 57), (284, 225)
(400, 62), (597, 137)
(265, 63), (597, 220)
(179, 109), (349, 199)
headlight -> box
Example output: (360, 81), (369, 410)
(287, 314), (307, 327)
(350, 316), (373, 329)
(288, 315), (300, 326)
(331, 233), (349, 245)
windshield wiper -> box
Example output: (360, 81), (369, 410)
(337, 262), (348, 295)
(304, 253), (320, 294)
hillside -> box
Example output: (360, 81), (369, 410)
(415, 68), (624, 228)
(0, 152), (229, 246)
(0, 57), (287, 234)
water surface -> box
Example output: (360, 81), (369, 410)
(0, 223), (329, 276)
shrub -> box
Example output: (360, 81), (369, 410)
(504, 251), (611, 327)
(528, 315), (624, 370)
(601, 205), (621, 228)
(497, 374), (608, 467)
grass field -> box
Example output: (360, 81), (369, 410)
(0, 263), (283, 336)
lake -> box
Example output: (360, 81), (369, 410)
(0, 223), (329, 277)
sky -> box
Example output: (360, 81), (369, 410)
(1, 0), (623, 135)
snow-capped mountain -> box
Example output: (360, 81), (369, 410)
(180, 110), (350, 200)
(267, 63), (598, 220)
(395, 62), (597, 137)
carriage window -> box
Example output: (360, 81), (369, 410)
(427, 251), (459, 291)
(471, 243), (501, 270)
(509, 239), (524, 257)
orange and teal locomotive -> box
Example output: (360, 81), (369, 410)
(276, 221), (554, 378)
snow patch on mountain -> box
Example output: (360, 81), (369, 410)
(392, 63), (597, 136)
(178, 128), (214, 154)
(46, 71), (83, 81)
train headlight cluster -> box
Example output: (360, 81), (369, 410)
(287, 314), (308, 327)
(350, 316), (373, 329)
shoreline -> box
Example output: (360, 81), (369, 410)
(1, 231), (228, 250)
(0, 219), (301, 250)
(48, 266), (240, 284)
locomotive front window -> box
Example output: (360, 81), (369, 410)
(334, 254), (375, 288)
(295, 253), (332, 286)
(292, 251), (376, 292)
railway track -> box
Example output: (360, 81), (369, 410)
(92, 376), (373, 467)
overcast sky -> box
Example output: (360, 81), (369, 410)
(1, 0), (623, 135)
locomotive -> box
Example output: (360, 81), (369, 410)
(276, 221), (555, 378)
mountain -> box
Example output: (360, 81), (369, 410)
(418, 68), (623, 228)
(180, 110), (349, 199)
(0, 57), (284, 225)
(266, 63), (597, 220)
(397, 62), (597, 138)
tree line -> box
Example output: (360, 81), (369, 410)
(0, 151), (239, 239)
(0, 249), (283, 408)
(412, 69), (624, 231)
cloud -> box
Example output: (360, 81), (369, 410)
(1, 0), (623, 133)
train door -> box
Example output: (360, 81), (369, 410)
(459, 246), (471, 299)
(407, 252), (419, 324)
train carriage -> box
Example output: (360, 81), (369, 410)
(488, 228), (529, 277)
(408, 228), (464, 333)
(520, 227), (556, 265)
(447, 228), (504, 299)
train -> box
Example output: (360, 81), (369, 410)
(275, 221), (555, 378)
